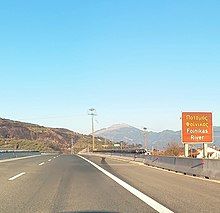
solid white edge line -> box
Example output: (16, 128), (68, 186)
(100, 154), (220, 184)
(39, 162), (45, 166)
(77, 155), (173, 213)
(8, 172), (26, 181)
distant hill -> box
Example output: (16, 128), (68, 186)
(0, 118), (107, 153)
(94, 124), (220, 149)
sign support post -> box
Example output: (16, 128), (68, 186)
(184, 144), (189, 157)
(203, 143), (208, 158)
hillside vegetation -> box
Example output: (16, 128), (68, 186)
(0, 118), (109, 153)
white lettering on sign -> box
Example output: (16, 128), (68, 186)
(186, 122), (209, 128)
(182, 112), (212, 143)
(186, 115), (208, 122)
(186, 128), (208, 134)
(190, 135), (205, 141)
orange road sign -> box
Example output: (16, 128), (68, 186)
(182, 112), (213, 143)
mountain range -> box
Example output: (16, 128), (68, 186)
(94, 124), (220, 149)
(1, 118), (219, 152)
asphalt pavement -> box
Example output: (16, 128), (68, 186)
(83, 155), (220, 213)
(0, 154), (219, 213)
(0, 154), (156, 213)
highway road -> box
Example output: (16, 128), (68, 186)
(0, 154), (219, 213)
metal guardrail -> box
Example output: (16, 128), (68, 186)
(0, 150), (40, 160)
(88, 152), (220, 180)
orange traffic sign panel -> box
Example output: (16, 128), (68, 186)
(182, 112), (213, 143)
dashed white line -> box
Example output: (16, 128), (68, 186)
(48, 159), (51, 162)
(39, 162), (45, 166)
(8, 172), (26, 181)
(78, 155), (173, 213)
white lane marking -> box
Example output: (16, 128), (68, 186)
(0, 155), (41, 163)
(39, 162), (45, 166)
(78, 155), (173, 213)
(105, 155), (220, 185)
(48, 159), (51, 162)
(8, 172), (26, 181)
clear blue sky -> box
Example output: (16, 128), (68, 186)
(0, 0), (219, 133)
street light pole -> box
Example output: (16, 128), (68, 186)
(91, 115), (94, 150)
(71, 138), (74, 154)
(143, 127), (147, 150)
(88, 108), (97, 151)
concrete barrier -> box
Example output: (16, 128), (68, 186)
(144, 155), (177, 171)
(85, 152), (220, 180)
(144, 155), (220, 180)
(143, 155), (220, 180)
(0, 150), (40, 160)
(199, 158), (220, 180)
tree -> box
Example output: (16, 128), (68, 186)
(164, 143), (181, 156)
